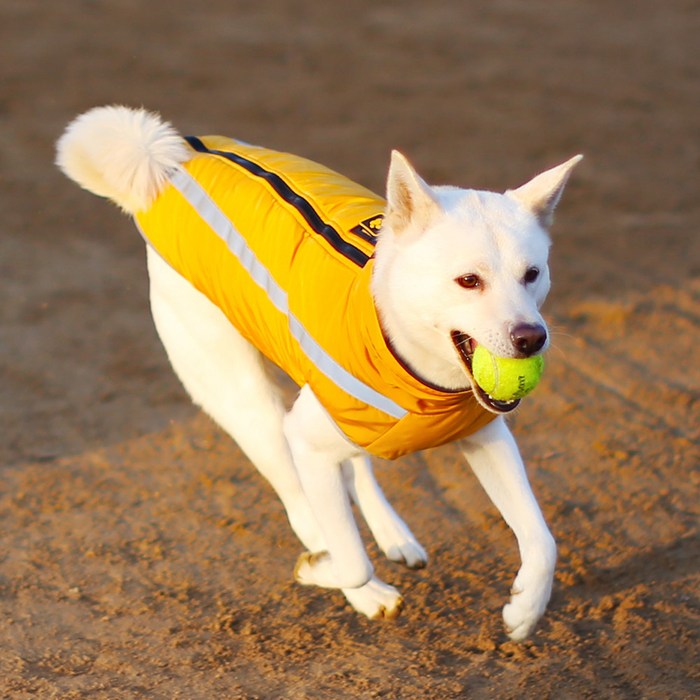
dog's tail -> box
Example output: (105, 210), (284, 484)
(56, 105), (190, 214)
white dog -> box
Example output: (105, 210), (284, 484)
(56, 106), (581, 641)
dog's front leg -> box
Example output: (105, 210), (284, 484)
(460, 417), (556, 642)
(283, 385), (374, 590)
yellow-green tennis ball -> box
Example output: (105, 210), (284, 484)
(472, 346), (544, 402)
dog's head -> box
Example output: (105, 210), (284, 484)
(372, 151), (582, 413)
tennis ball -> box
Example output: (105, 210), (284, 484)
(472, 346), (544, 402)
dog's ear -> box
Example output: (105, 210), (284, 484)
(385, 150), (441, 235)
(507, 155), (583, 228)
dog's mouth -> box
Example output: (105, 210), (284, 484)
(450, 330), (520, 414)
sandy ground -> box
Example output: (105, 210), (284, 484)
(1, 1), (699, 697)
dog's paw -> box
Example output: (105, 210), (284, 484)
(294, 551), (335, 588)
(502, 560), (555, 642)
(342, 577), (404, 620)
(371, 516), (428, 569)
(384, 539), (428, 570)
(294, 551), (372, 590)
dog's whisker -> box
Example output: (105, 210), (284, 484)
(549, 328), (577, 342)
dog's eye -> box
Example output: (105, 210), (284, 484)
(523, 267), (540, 284)
(456, 274), (482, 290)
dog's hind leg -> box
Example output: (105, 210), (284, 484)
(341, 456), (427, 569)
(148, 250), (404, 619)
(284, 386), (404, 619)
(146, 248), (325, 553)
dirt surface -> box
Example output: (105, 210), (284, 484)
(1, 1), (699, 697)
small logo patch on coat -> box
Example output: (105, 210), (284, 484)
(351, 214), (384, 243)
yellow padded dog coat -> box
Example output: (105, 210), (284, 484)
(135, 136), (495, 459)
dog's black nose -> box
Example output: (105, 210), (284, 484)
(510, 323), (547, 357)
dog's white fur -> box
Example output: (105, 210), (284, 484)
(57, 106), (581, 641)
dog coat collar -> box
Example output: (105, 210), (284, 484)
(135, 136), (495, 459)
